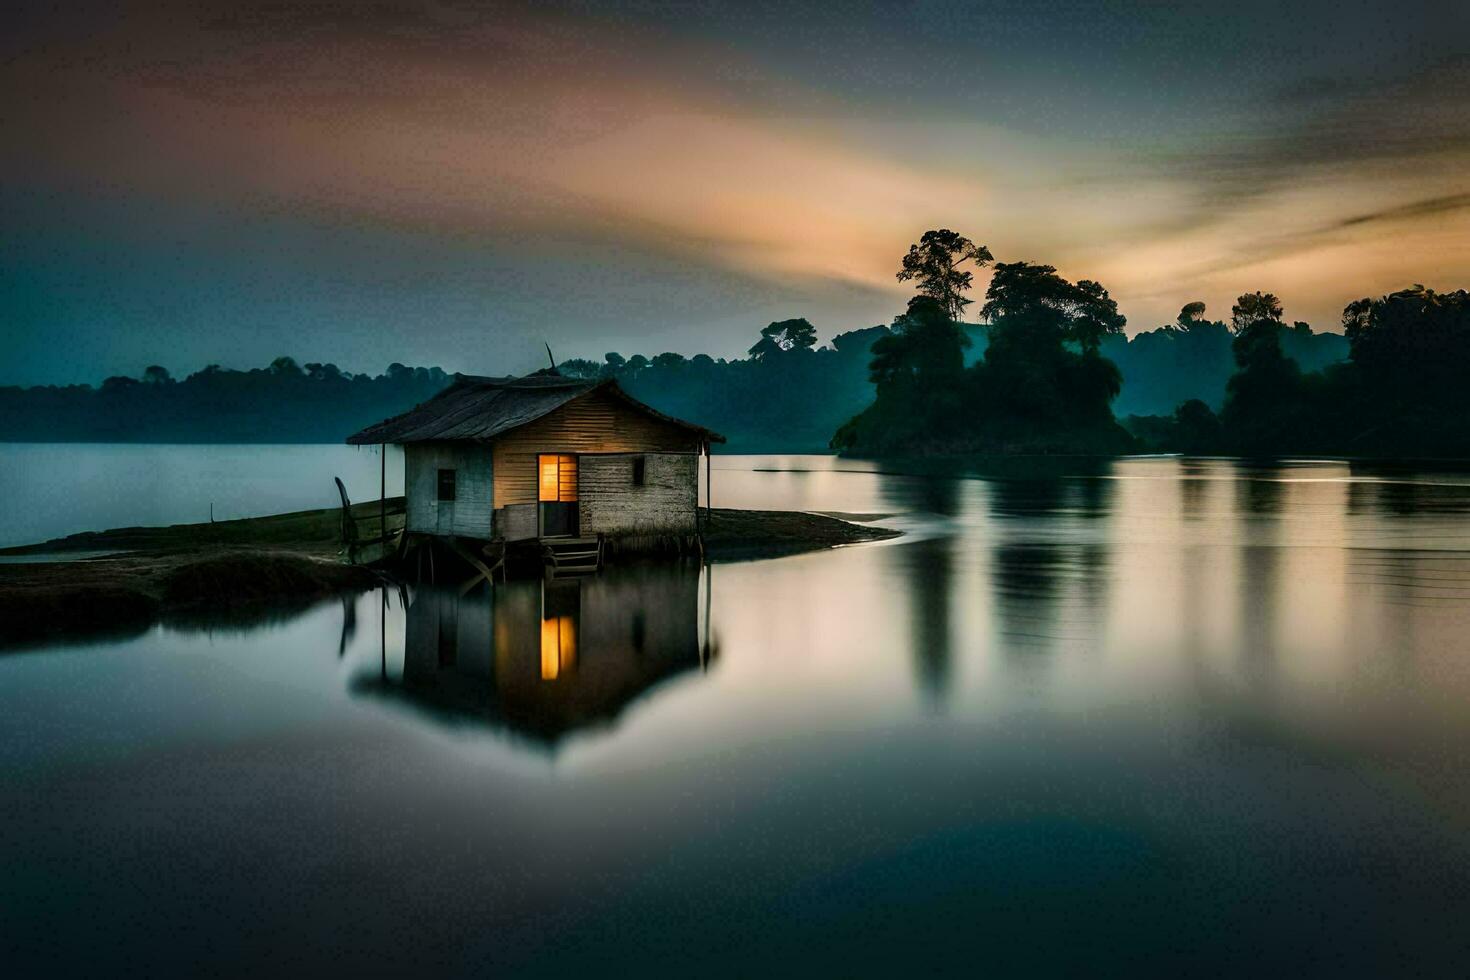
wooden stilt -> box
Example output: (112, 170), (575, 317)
(448, 536), (500, 596)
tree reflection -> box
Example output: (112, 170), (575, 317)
(1234, 468), (1283, 676)
(895, 535), (956, 706)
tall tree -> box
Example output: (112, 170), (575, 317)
(1221, 291), (1302, 452)
(896, 229), (994, 321)
(1177, 301), (1208, 329)
(1230, 292), (1283, 335)
(748, 318), (818, 359)
(1070, 279), (1127, 354)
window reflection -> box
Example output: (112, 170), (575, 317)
(358, 562), (705, 748)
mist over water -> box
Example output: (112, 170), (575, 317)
(4, 453), (1470, 974)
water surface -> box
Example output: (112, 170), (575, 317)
(4, 453), (1470, 975)
(0, 443), (404, 547)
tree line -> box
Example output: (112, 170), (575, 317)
(1, 240), (1461, 457)
(0, 359), (452, 444)
(1131, 285), (1470, 457)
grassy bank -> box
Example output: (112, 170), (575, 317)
(0, 502), (898, 650)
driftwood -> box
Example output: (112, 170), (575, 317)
(335, 477), (406, 565)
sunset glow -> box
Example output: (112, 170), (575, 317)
(3, 1), (1468, 383)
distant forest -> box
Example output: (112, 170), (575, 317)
(0, 312), (1348, 453)
(2, 231), (1463, 457)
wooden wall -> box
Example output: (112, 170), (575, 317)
(491, 388), (702, 507)
(579, 453), (698, 537)
(495, 503), (538, 542)
(405, 442), (494, 538)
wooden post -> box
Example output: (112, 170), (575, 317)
(705, 440), (712, 526)
(379, 443), (386, 545)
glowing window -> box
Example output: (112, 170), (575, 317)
(537, 454), (578, 502)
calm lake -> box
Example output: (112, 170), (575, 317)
(4, 448), (1470, 975)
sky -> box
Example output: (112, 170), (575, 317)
(3, 0), (1469, 385)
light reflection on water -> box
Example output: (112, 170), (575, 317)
(352, 564), (712, 750)
(4, 455), (1470, 975)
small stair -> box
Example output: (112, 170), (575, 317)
(541, 536), (603, 576)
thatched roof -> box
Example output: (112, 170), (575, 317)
(345, 374), (724, 445)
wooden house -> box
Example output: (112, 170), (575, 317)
(346, 373), (723, 560)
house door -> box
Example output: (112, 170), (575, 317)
(537, 453), (579, 537)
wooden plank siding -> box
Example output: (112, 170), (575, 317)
(405, 442), (494, 538)
(491, 388), (702, 507)
(579, 453), (698, 537)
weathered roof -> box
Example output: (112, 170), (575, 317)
(345, 374), (725, 445)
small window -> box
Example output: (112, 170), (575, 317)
(632, 455), (646, 487)
(437, 468), (456, 501)
(538, 454), (577, 502)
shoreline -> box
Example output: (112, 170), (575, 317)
(0, 502), (900, 650)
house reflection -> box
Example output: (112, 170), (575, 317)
(357, 562), (707, 747)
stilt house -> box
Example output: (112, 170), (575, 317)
(346, 373), (722, 550)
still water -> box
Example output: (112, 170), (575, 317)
(0, 443), (406, 548)
(4, 454), (1470, 975)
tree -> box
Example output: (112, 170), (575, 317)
(867, 297), (967, 390)
(980, 262), (1125, 353)
(141, 365), (173, 385)
(268, 356), (305, 377)
(748, 318), (818, 359)
(747, 335), (782, 361)
(1173, 398), (1223, 453)
(1177, 301), (1208, 330)
(652, 352), (687, 369)
(1070, 279), (1126, 354)
(304, 362), (344, 381)
(1341, 285), (1470, 416)
(896, 229), (994, 321)
(1221, 291), (1303, 452)
(837, 244), (1131, 456)
(1230, 292), (1283, 335)
(556, 358), (602, 379)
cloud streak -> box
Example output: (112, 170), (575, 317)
(2, 0), (1468, 380)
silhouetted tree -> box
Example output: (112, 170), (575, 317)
(1230, 292), (1283, 335)
(1173, 399), (1224, 453)
(1177, 301), (1208, 329)
(896, 229), (993, 321)
(835, 237), (1130, 455)
(748, 317), (818, 359)
(1221, 291), (1303, 453)
(557, 358), (602, 379)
